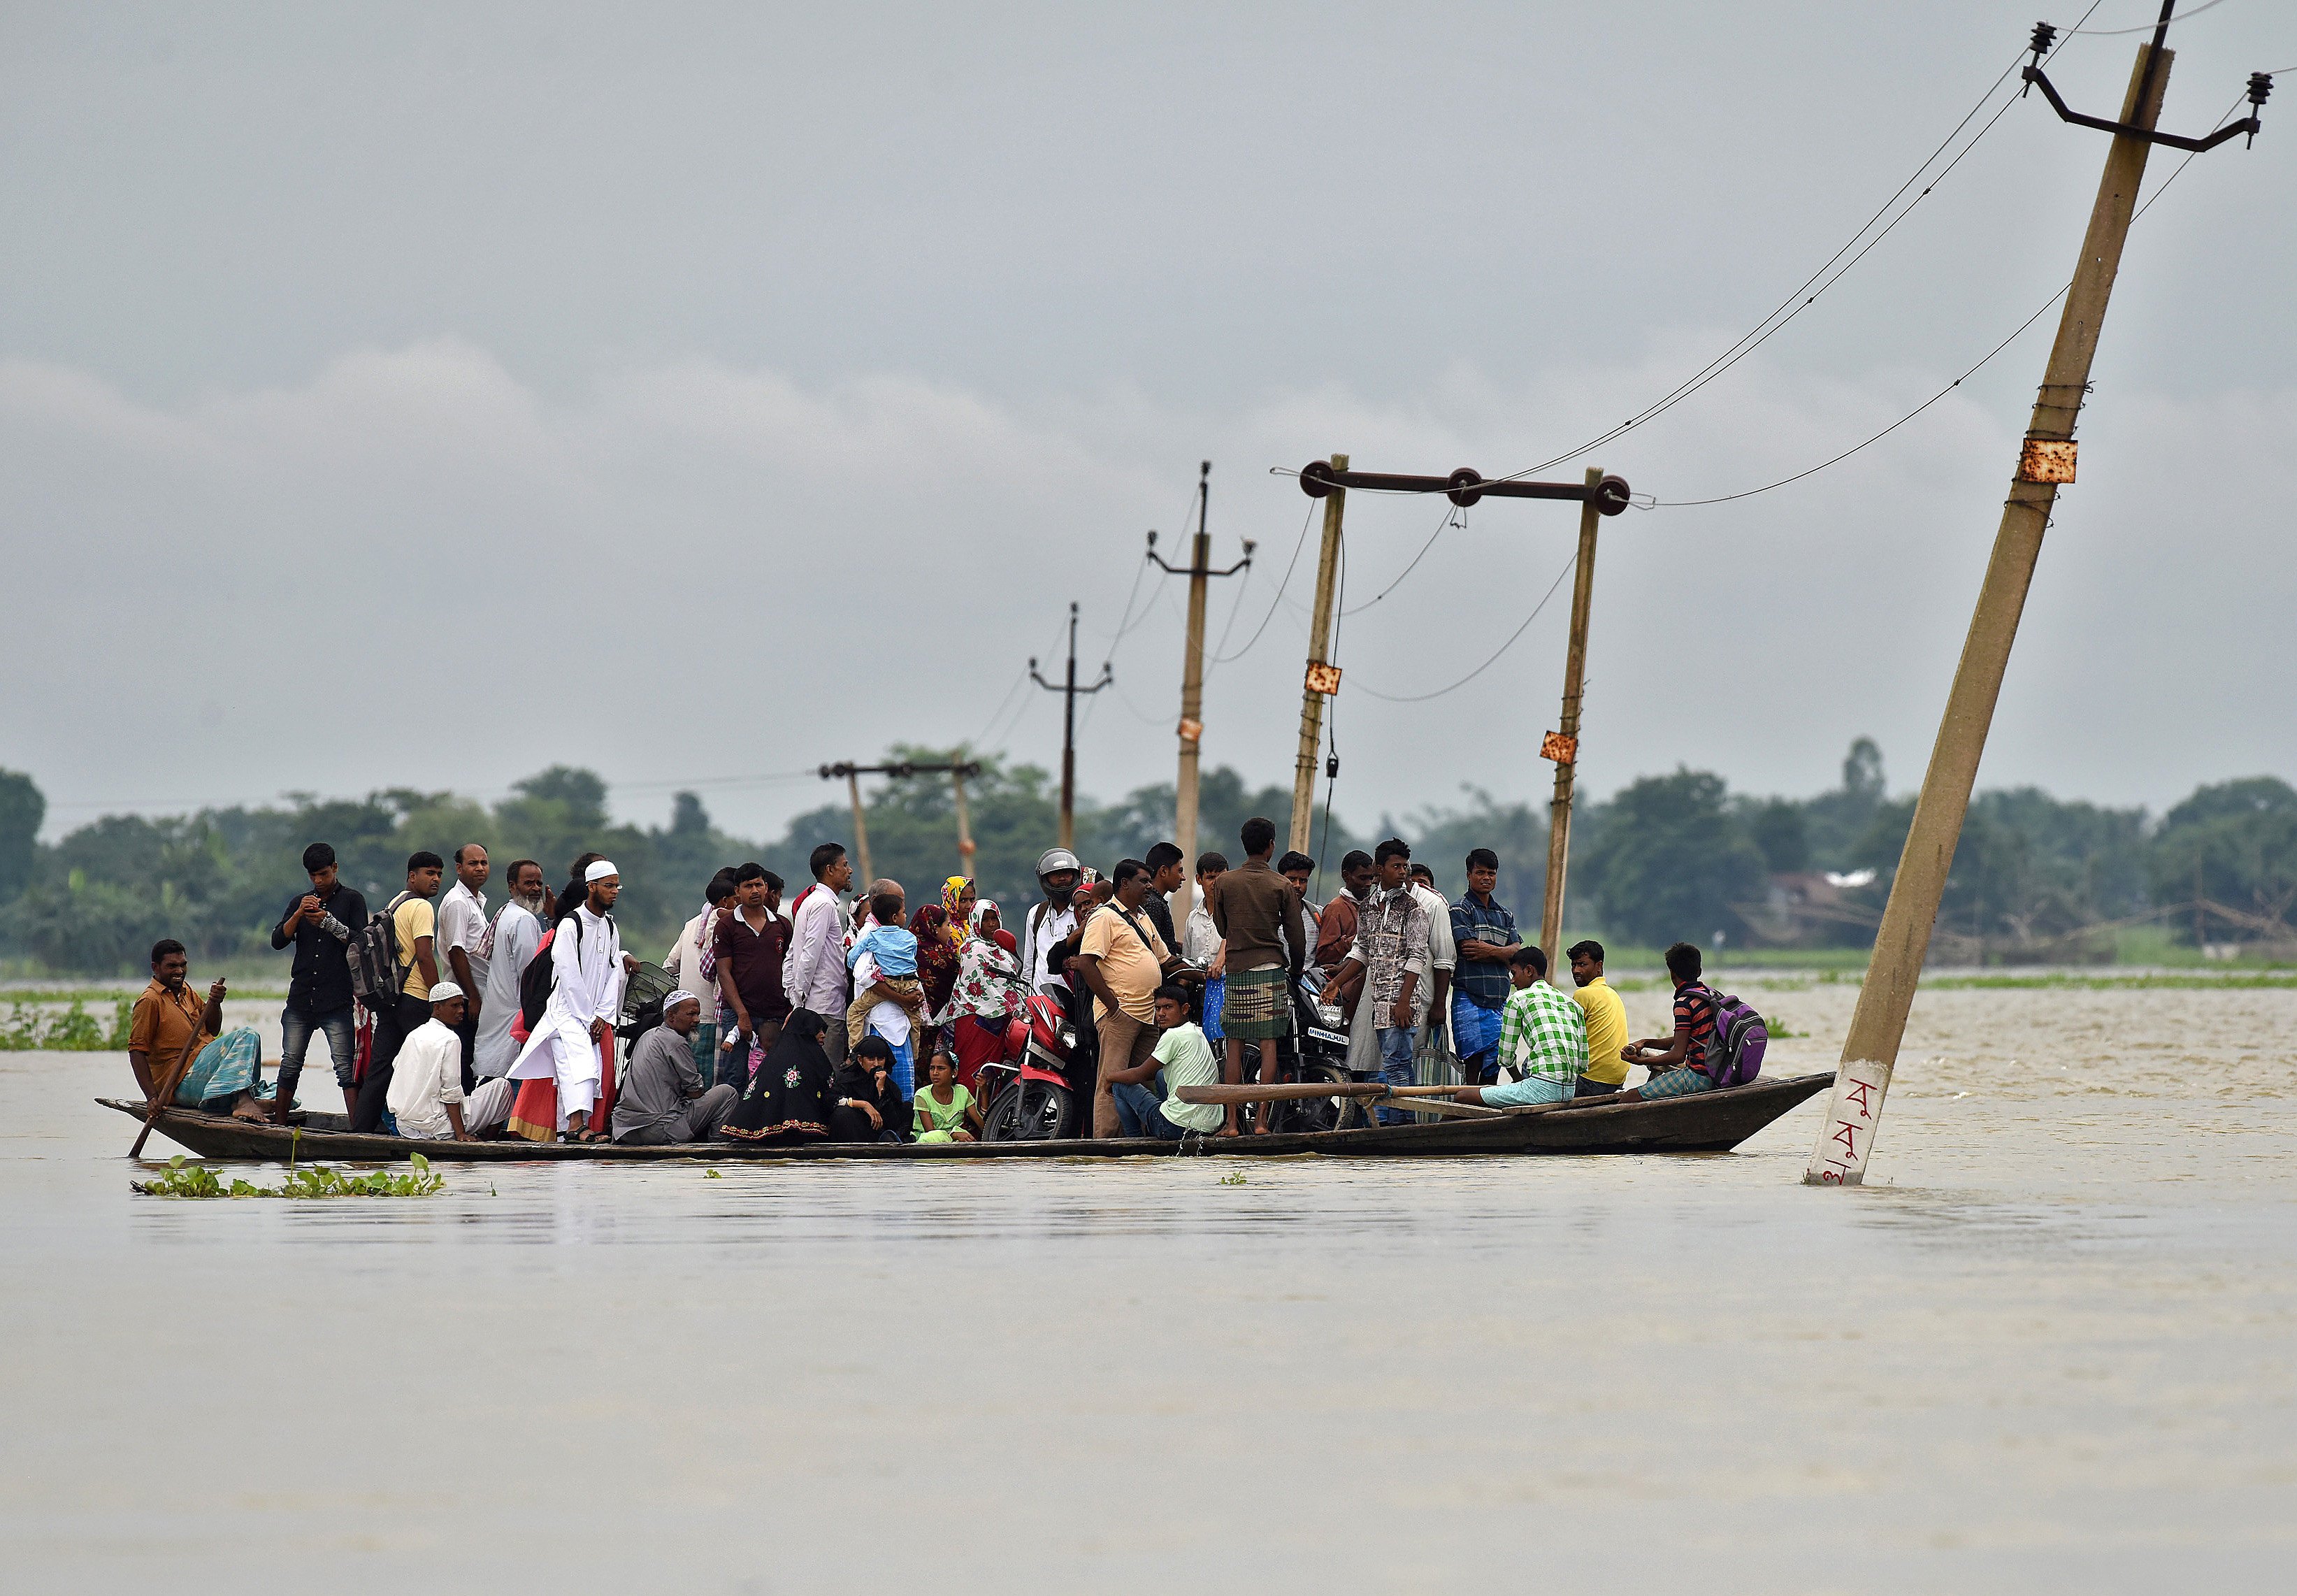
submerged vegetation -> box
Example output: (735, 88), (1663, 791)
(0, 997), (129, 1051)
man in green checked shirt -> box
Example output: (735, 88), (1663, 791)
(1452, 946), (1587, 1107)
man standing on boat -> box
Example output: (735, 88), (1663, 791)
(468, 858), (547, 1132)
(1447, 849), (1520, 1086)
(436, 843), (491, 1093)
(1205, 817), (1308, 1137)
(508, 858), (638, 1140)
(1331, 840), (1430, 1126)
(1018, 847), (1083, 998)
(783, 842), (856, 1065)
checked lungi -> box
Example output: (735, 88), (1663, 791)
(1220, 964), (1291, 1041)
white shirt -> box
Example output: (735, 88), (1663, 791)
(851, 949), (912, 1047)
(1411, 882), (1457, 973)
(1182, 902), (1222, 967)
(436, 880), (491, 993)
(386, 1017), (464, 1138)
(510, 905), (624, 1085)
(664, 907), (714, 1017)
(474, 900), (542, 1077)
(783, 885), (851, 1016)
(1021, 900), (1079, 992)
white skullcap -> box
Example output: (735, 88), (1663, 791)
(663, 988), (701, 1011)
(584, 859), (620, 883)
(428, 982), (465, 1003)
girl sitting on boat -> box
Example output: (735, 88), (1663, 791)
(912, 1047), (979, 1143)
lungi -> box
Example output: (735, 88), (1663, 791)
(1220, 965), (1290, 1041)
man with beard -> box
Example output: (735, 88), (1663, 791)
(507, 858), (639, 1141)
(468, 858), (547, 1133)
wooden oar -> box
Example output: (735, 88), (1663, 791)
(129, 1009), (213, 1160)
(1178, 1081), (1474, 1104)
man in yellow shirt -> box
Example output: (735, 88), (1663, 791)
(352, 851), (445, 1132)
(1567, 940), (1631, 1098)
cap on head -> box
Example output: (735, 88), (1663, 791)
(429, 981), (465, 1004)
(584, 859), (620, 884)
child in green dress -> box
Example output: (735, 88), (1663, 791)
(912, 1047), (979, 1143)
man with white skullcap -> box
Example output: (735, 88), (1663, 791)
(611, 989), (737, 1144)
(509, 858), (638, 1140)
(386, 982), (474, 1141)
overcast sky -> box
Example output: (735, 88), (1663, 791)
(4, 0), (2293, 846)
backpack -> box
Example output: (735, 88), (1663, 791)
(1696, 986), (1769, 1088)
(518, 912), (620, 1033)
(348, 891), (413, 1004)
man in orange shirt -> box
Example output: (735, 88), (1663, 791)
(128, 938), (263, 1117)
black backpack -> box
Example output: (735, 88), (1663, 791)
(348, 891), (413, 1004)
(519, 912), (616, 1032)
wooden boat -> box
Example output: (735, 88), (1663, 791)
(99, 1071), (1833, 1163)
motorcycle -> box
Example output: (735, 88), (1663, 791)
(1232, 979), (1364, 1134)
(977, 988), (1096, 1142)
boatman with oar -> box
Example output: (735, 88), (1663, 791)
(508, 858), (638, 1141)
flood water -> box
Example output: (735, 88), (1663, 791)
(5, 978), (2294, 1593)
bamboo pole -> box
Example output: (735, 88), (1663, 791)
(847, 769), (874, 888)
(1289, 454), (1348, 857)
(951, 759), (974, 885)
(1808, 43), (2172, 1186)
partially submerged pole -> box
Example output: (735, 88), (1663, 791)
(1808, 41), (2174, 1186)
(1289, 454), (1348, 857)
(1539, 467), (1604, 972)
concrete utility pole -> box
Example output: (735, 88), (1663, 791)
(1292, 458), (1632, 872)
(1148, 462), (1253, 924)
(1808, 17), (2270, 1186)
(1539, 468), (1606, 970)
(818, 759), (984, 893)
(951, 756), (975, 885)
(1289, 454), (1348, 858)
(1030, 603), (1111, 853)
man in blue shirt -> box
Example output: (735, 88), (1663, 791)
(1447, 848), (1520, 1084)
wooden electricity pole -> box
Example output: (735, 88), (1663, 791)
(1808, 20), (2268, 1185)
(1149, 462), (1252, 924)
(1539, 468), (1606, 970)
(819, 759), (984, 891)
(1030, 603), (1111, 853)
(951, 757), (975, 884)
(1289, 454), (1348, 858)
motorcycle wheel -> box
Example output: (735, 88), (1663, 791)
(981, 1079), (1079, 1142)
(1269, 1063), (1361, 1135)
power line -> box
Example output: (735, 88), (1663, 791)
(2075, 0), (2233, 34)
(1347, 549), (1578, 703)
(1207, 498), (1317, 666)
(1341, 498), (1462, 616)
(1649, 85), (2247, 510)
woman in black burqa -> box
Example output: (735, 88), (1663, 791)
(717, 1007), (836, 1145)
(829, 1033), (909, 1142)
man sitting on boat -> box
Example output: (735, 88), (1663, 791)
(1616, 942), (1720, 1102)
(1451, 947), (1586, 1108)
(612, 991), (738, 1145)
(127, 939), (266, 1119)
(385, 982), (475, 1141)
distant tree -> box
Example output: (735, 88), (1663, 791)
(2148, 777), (2297, 944)
(1395, 786), (1546, 912)
(0, 769), (43, 901)
(1578, 768), (1768, 949)
(1745, 798), (1811, 875)
(1801, 737), (1889, 869)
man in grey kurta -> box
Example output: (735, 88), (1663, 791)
(611, 992), (737, 1144)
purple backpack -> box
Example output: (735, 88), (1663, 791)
(1695, 986), (1767, 1089)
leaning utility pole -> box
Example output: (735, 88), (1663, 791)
(1148, 462), (1253, 923)
(1539, 468), (1606, 970)
(1808, 15), (2272, 1186)
(1288, 454), (1348, 858)
(819, 758), (985, 891)
(1030, 603), (1112, 852)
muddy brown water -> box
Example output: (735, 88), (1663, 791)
(3, 979), (2294, 1592)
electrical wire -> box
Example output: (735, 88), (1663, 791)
(1208, 498), (1318, 666)
(1341, 498), (1463, 617)
(1649, 83), (2248, 510)
(2074, 0), (2233, 34)
(1347, 549), (1578, 703)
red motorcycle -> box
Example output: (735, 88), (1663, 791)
(976, 991), (1095, 1141)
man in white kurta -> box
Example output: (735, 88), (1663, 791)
(509, 860), (631, 1135)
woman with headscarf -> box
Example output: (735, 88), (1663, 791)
(972, 899), (1018, 956)
(941, 876), (977, 943)
(910, 902), (961, 1058)
(717, 1007), (836, 1145)
(932, 902), (1031, 1095)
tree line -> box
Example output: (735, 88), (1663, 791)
(1, 738), (2291, 976)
